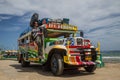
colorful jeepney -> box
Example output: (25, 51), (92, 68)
(18, 18), (98, 76)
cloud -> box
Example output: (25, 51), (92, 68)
(1, 0), (119, 24)
(86, 19), (120, 38)
(1, 26), (21, 32)
(93, 13), (120, 22)
(0, 16), (11, 21)
(0, 0), (120, 50)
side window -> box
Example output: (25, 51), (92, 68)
(25, 36), (30, 43)
(21, 39), (25, 44)
(49, 41), (54, 46)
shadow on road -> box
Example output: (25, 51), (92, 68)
(10, 63), (95, 77)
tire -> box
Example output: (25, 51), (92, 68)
(21, 59), (30, 67)
(18, 60), (21, 63)
(84, 65), (97, 72)
(21, 55), (30, 67)
(18, 54), (22, 63)
(91, 48), (97, 61)
(51, 54), (64, 76)
(17, 56), (21, 63)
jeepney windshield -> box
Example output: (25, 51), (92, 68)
(46, 29), (76, 38)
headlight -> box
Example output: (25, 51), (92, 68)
(84, 39), (91, 46)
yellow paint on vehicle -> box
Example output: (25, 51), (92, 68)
(28, 58), (39, 61)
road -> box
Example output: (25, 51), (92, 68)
(0, 60), (120, 80)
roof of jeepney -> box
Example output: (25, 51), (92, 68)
(19, 23), (78, 39)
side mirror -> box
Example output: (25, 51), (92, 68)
(80, 30), (84, 37)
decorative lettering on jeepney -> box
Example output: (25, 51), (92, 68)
(46, 23), (77, 31)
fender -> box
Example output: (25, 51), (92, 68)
(44, 45), (67, 66)
(52, 45), (67, 50)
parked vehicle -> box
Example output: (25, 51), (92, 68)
(18, 14), (98, 76)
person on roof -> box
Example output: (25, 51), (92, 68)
(31, 21), (44, 59)
(29, 13), (44, 59)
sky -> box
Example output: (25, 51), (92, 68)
(0, 0), (120, 51)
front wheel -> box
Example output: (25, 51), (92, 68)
(21, 59), (30, 67)
(51, 54), (64, 76)
(84, 65), (97, 72)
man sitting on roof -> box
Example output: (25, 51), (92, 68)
(30, 13), (44, 59)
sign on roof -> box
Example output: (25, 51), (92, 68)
(46, 23), (78, 31)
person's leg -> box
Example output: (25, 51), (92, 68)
(36, 36), (43, 59)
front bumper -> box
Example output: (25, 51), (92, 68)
(64, 56), (96, 66)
